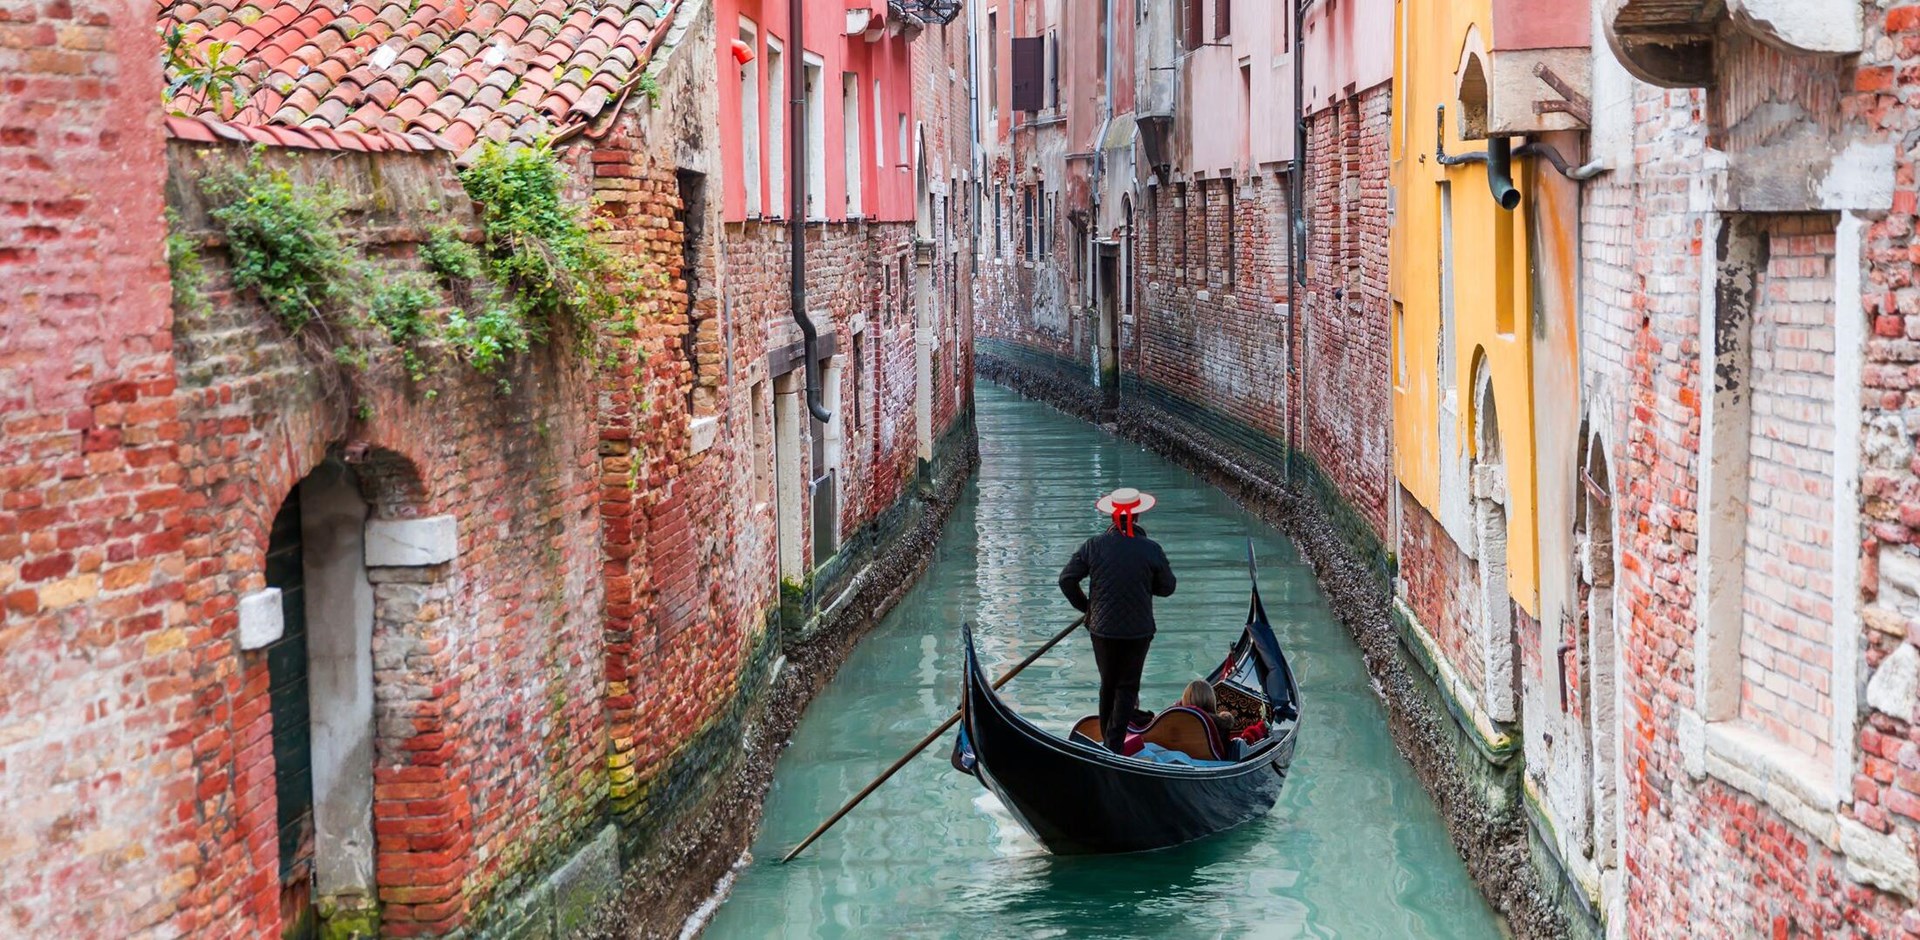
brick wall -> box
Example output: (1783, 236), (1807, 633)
(1296, 86), (1393, 536)
(1, 10), (979, 936)
(1399, 490), (1487, 696)
(1130, 176), (1290, 442)
(1578, 7), (1920, 930)
(0, 2), (185, 935)
(1739, 214), (1839, 763)
(156, 141), (610, 936)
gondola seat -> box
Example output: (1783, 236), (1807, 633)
(1070, 707), (1225, 761)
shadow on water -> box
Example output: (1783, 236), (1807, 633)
(700, 385), (1500, 940)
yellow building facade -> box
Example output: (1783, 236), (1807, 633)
(1390, 0), (1541, 616)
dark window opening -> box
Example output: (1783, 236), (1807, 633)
(675, 170), (714, 417)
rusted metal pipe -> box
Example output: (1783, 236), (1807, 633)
(790, 0), (831, 423)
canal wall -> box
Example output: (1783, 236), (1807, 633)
(0, 3), (982, 937)
(976, 346), (1581, 939)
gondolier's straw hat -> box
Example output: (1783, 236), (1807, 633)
(1095, 487), (1157, 515)
(1096, 487), (1155, 536)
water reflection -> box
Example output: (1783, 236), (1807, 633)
(701, 385), (1500, 940)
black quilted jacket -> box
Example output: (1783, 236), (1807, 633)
(1058, 523), (1177, 639)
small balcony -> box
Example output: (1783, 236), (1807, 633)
(1603, 0), (1861, 88)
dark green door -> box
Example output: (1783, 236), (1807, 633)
(264, 489), (315, 939)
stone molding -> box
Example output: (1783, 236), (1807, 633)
(364, 516), (459, 568)
(237, 588), (284, 650)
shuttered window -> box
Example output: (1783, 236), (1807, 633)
(1010, 36), (1045, 112)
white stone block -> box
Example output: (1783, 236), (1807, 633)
(1840, 815), (1920, 901)
(238, 588), (284, 650)
(1867, 644), (1920, 721)
(690, 416), (720, 455)
(364, 515), (459, 567)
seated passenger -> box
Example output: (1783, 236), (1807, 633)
(1177, 680), (1229, 757)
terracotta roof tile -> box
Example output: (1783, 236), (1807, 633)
(162, 0), (679, 155)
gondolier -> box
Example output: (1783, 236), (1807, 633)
(1059, 487), (1177, 752)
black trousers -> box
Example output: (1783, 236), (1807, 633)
(1089, 634), (1153, 751)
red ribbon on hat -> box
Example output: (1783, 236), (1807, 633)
(1111, 497), (1140, 537)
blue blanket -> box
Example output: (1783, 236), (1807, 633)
(1133, 742), (1236, 768)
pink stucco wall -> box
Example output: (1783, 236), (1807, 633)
(1300, 0), (1392, 115)
(716, 0), (917, 223)
(1492, 0), (1589, 51)
(1181, 0), (1296, 175)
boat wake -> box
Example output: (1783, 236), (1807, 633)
(973, 791), (1044, 858)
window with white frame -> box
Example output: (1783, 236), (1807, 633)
(766, 38), (785, 215)
(804, 54), (825, 219)
(738, 18), (761, 217)
(873, 79), (885, 168)
(841, 71), (862, 217)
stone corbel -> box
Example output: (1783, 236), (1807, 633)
(1726, 0), (1861, 56)
(1604, 0), (1860, 89)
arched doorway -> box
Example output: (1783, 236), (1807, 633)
(1470, 360), (1517, 724)
(262, 457), (378, 938)
(1574, 437), (1620, 875)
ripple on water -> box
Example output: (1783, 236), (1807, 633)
(700, 385), (1501, 940)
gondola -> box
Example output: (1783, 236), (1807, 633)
(950, 543), (1301, 855)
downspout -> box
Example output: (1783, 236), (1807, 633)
(790, 0), (832, 423)
(1433, 105), (1523, 211)
(1286, 0), (1305, 481)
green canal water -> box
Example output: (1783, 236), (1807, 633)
(699, 384), (1501, 939)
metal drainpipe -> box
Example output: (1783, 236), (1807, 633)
(790, 0), (831, 423)
(1286, 0), (1306, 482)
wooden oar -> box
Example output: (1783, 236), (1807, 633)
(779, 614), (1088, 863)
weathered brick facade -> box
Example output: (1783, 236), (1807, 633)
(0, 0), (181, 934)
(1, 3), (976, 937)
(1577, 4), (1920, 935)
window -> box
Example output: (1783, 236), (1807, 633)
(1240, 64), (1252, 166)
(738, 19), (761, 217)
(1047, 31), (1059, 110)
(804, 55), (825, 219)
(1394, 302), (1407, 390)
(1011, 36), (1045, 112)
(1438, 181), (1456, 387)
(841, 72), (861, 217)
(1225, 180), (1236, 290)
(1215, 0), (1231, 39)
(873, 79), (885, 167)
(987, 10), (1000, 130)
(676, 170), (713, 416)
(1176, 183), (1188, 280)
(766, 38), (785, 214)
(851, 332), (866, 433)
(1182, 0), (1202, 50)
(897, 114), (908, 171)
(1097, 0), (1110, 89)
(993, 187), (1003, 255)
(1022, 186), (1035, 259)
(1196, 181), (1211, 283)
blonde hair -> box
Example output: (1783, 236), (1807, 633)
(1181, 680), (1216, 712)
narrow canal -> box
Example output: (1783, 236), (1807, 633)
(700, 384), (1501, 938)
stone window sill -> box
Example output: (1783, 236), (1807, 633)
(1682, 712), (1918, 898)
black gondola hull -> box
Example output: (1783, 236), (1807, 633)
(962, 650), (1293, 854)
(956, 543), (1302, 855)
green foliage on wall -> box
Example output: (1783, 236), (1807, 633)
(184, 142), (651, 407)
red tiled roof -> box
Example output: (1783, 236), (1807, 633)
(159, 0), (679, 154)
(163, 114), (457, 152)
